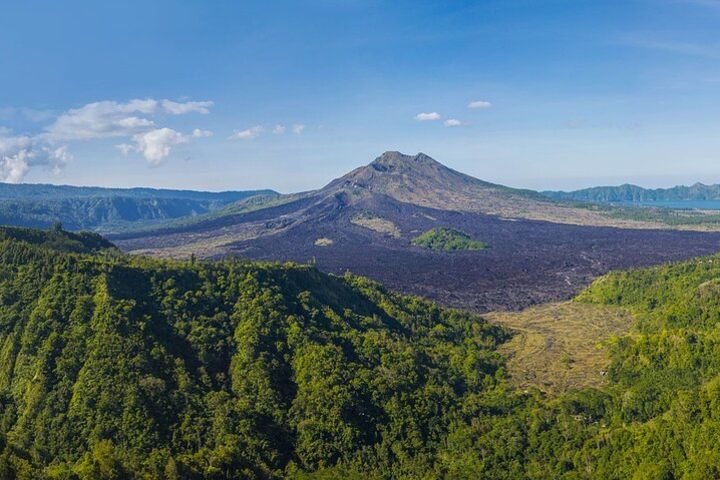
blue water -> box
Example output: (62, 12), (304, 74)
(617, 200), (720, 210)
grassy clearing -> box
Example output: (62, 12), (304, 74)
(486, 301), (632, 394)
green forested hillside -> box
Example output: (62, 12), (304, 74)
(4, 227), (720, 479)
(573, 255), (720, 478)
(0, 228), (516, 479)
(0, 183), (277, 232)
(0, 225), (116, 254)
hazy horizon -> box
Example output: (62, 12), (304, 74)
(1, 152), (718, 195)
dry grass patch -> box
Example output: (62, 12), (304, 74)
(351, 214), (401, 238)
(314, 237), (334, 247)
(486, 301), (632, 395)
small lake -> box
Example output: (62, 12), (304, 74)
(617, 200), (720, 210)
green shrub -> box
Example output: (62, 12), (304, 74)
(411, 227), (488, 251)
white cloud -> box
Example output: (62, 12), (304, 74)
(292, 123), (305, 134)
(133, 128), (189, 165)
(415, 112), (441, 121)
(0, 134), (69, 183)
(44, 145), (72, 168)
(230, 125), (264, 140)
(192, 129), (213, 138)
(0, 150), (31, 183)
(468, 100), (492, 109)
(116, 143), (134, 156)
(162, 100), (214, 115)
(118, 127), (213, 165)
(44, 98), (214, 141)
(273, 124), (286, 134)
(444, 118), (463, 127)
(45, 99), (159, 141)
(118, 128), (187, 165)
(1, 97), (214, 180)
(0, 135), (33, 183)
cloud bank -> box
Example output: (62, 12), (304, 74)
(0, 98), (213, 182)
(0, 135), (69, 183)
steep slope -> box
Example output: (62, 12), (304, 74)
(0, 183), (277, 232)
(324, 151), (561, 216)
(320, 151), (696, 226)
(0, 228), (508, 479)
(113, 152), (720, 312)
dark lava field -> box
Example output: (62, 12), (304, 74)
(194, 196), (720, 312)
(114, 152), (720, 312)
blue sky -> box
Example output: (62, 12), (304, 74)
(1, 0), (720, 192)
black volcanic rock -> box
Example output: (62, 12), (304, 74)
(112, 152), (720, 312)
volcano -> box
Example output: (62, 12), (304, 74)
(112, 152), (720, 311)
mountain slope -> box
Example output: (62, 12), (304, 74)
(320, 151), (694, 226)
(0, 227), (508, 479)
(0, 183), (277, 232)
(113, 152), (720, 312)
(324, 151), (544, 206)
(0, 225), (117, 253)
(544, 182), (720, 203)
(6, 228), (720, 478)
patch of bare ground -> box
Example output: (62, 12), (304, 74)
(486, 301), (632, 394)
(314, 237), (334, 246)
(350, 214), (401, 237)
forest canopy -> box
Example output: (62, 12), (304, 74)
(411, 227), (488, 252)
(2, 226), (720, 478)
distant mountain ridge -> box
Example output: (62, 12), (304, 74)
(544, 182), (720, 203)
(0, 182), (271, 201)
(0, 182), (278, 231)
